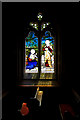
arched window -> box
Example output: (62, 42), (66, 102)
(40, 31), (56, 79)
(24, 13), (56, 80)
(25, 31), (38, 73)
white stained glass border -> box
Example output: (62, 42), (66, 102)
(41, 67), (54, 73)
(25, 67), (38, 73)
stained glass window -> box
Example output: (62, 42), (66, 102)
(40, 31), (56, 79)
(25, 31), (38, 73)
(41, 31), (55, 73)
(24, 13), (56, 80)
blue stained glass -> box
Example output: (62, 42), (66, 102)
(26, 61), (37, 70)
(26, 31), (38, 48)
(41, 39), (54, 45)
(45, 31), (51, 36)
(29, 31), (35, 38)
(42, 31), (54, 41)
(42, 40), (45, 44)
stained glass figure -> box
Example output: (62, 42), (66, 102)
(25, 31), (38, 73)
(41, 31), (55, 73)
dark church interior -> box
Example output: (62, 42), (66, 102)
(2, 2), (80, 120)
